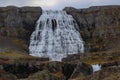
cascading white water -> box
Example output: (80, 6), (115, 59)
(92, 64), (101, 72)
(29, 10), (84, 61)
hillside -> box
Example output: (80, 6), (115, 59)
(0, 6), (120, 80)
(64, 5), (120, 52)
(0, 6), (42, 53)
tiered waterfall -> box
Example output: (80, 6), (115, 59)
(29, 10), (84, 61)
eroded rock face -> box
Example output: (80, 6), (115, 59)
(0, 61), (92, 80)
(0, 6), (42, 52)
(64, 6), (120, 52)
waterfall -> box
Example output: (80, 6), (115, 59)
(92, 64), (101, 72)
(29, 10), (84, 61)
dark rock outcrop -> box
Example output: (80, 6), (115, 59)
(83, 66), (120, 80)
(102, 61), (120, 68)
(69, 66), (120, 80)
(27, 70), (65, 80)
(0, 6), (42, 53)
(62, 54), (81, 63)
(64, 6), (120, 52)
(0, 70), (17, 80)
(0, 61), (92, 80)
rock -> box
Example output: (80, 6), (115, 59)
(0, 60), (93, 80)
(64, 6), (120, 52)
(71, 64), (120, 80)
(102, 61), (120, 68)
(85, 66), (120, 80)
(0, 5), (120, 53)
(66, 62), (92, 79)
(1, 61), (65, 79)
(62, 54), (82, 63)
(0, 70), (17, 80)
(27, 70), (65, 80)
(0, 6), (42, 53)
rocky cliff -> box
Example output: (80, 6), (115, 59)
(0, 6), (120, 53)
(64, 6), (120, 52)
(0, 5), (120, 80)
(0, 6), (42, 53)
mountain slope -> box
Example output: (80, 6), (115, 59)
(64, 5), (120, 52)
(0, 6), (42, 53)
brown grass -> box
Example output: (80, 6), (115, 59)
(0, 51), (43, 64)
(82, 49), (120, 65)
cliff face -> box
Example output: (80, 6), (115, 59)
(0, 6), (120, 53)
(0, 6), (120, 80)
(64, 6), (120, 52)
(0, 6), (42, 53)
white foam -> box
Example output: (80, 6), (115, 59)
(92, 64), (101, 72)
